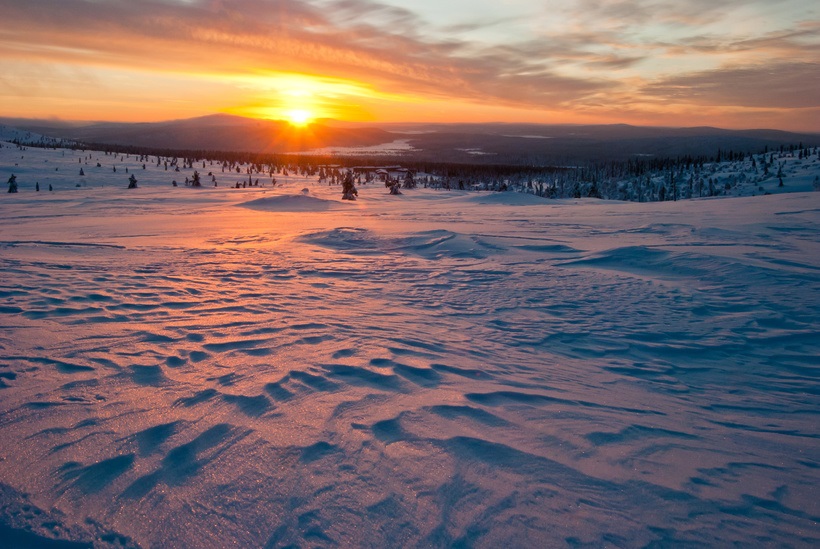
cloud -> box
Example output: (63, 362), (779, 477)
(0, 0), (817, 129)
(0, 0), (607, 109)
(641, 62), (820, 109)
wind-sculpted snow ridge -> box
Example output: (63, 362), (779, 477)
(297, 228), (512, 259)
(465, 191), (551, 205)
(240, 192), (342, 212)
(1, 144), (819, 547)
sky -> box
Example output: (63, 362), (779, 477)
(0, 0), (818, 131)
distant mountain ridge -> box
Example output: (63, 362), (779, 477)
(4, 114), (817, 164)
(11, 114), (394, 154)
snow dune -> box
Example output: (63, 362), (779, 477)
(1, 141), (819, 547)
(240, 191), (341, 212)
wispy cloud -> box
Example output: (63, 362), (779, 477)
(642, 62), (820, 109)
(0, 0), (817, 129)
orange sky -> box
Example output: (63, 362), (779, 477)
(1, 0), (818, 131)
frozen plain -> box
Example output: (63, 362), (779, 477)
(1, 140), (819, 547)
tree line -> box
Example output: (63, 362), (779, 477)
(6, 136), (818, 201)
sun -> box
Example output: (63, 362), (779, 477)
(286, 109), (313, 126)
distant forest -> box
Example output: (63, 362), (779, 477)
(7, 133), (820, 202)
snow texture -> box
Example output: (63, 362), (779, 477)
(1, 137), (819, 547)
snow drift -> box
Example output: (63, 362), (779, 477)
(1, 140), (819, 548)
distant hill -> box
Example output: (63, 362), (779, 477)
(4, 114), (817, 164)
(10, 114), (394, 154)
(379, 123), (820, 164)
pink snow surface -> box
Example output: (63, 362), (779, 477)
(1, 142), (819, 547)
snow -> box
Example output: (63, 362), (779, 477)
(1, 138), (819, 547)
(241, 192), (343, 212)
(298, 138), (419, 156)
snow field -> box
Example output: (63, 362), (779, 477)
(1, 139), (819, 547)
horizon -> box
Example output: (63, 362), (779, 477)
(1, 1), (819, 132)
(4, 112), (819, 136)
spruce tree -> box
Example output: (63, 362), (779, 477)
(341, 171), (358, 200)
(402, 170), (416, 189)
(7, 174), (18, 193)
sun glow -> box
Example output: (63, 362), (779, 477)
(286, 108), (313, 126)
(226, 72), (390, 123)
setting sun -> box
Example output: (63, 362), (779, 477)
(286, 108), (313, 126)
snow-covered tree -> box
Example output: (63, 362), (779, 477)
(402, 170), (416, 189)
(341, 170), (358, 200)
(7, 174), (18, 193)
(127, 174), (138, 189)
